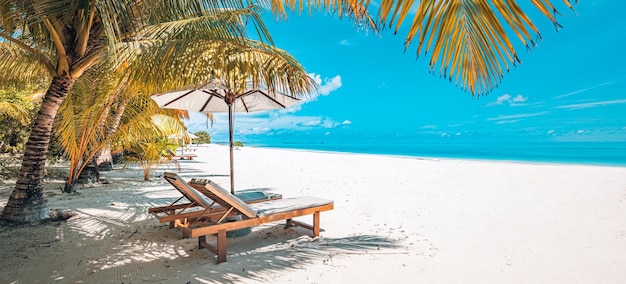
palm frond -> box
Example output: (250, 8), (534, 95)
(138, 3), (273, 44)
(0, 101), (30, 125)
(0, 42), (51, 85)
(259, 0), (379, 33)
(375, 0), (577, 94)
(122, 37), (317, 98)
(109, 94), (186, 149)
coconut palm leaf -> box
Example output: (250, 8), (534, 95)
(54, 68), (188, 191)
(0, 42), (50, 86)
(105, 90), (188, 154)
(376, 0), (577, 94)
(122, 37), (317, 97)
(260, 0), (576, 94)
(0, 101), (30, 125)
(115, 4), (317, 96)
(259, 0), (377, 31)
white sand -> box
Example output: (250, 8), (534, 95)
(1, 144), (625, 283)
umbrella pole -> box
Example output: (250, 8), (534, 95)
(228, 103), (235, 194)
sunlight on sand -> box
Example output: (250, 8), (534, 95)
(1, 145), (625, 283)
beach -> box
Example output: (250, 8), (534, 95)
(1, 144), (625, 283)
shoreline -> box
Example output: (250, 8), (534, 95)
(206, 142), (626, 168)
(1, 145), (625, 283)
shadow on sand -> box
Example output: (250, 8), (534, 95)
(0, 166), (407, 283)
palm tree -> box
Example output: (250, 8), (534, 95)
(54, 68), (189, 192)
(120, 138), (178, 181)
(0, 1), (316, 222)
(0, 0), (576, 222)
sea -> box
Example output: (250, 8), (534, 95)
(237, 140), (626, 167)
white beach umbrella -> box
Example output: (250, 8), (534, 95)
(168, 132), (199, 153)
(187, 132), (199, 139)
(152, 80), (301, 193)
(168, 132), (198, 140)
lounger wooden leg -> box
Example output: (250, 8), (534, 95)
(198, 235), (206, 248)
(169, 209), (175, 228)
(284, 218), (293, 228)
(198, 233), (226, 263)
(313, 212), (320, 237)
(217, 229), (227, 264)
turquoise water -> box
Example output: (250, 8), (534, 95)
(244, 141), (626, 167)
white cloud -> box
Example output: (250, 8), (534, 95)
(555, 99), (626, 110)
(487, 94), (528, 106)
(577, 130), (585, 134)
(282, 103), (302, 113)
(310, 73), (342, 96)
(280, 73), (343, 113)
(294, 117), (349, 129)
(339, 39), (351, 46)
(495, 120), (521, 124)
(554, 81), (614, 99)
(238, 127), (271, 135)
(321, 120), (336, 128)
(547, 129), (555, 135)
(420, 125), (437, 129)
(487, 111), (550, 121)
(511, 95), (527, 103)
(298, 118), (323, 127)
(492, 94), (511, 105)
(290, 73), (342, 106)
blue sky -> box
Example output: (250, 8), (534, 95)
(186, 1), (626, 145)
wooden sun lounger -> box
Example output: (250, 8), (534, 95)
(149, 173), (282, 232)
(165, 148), (197, 160)
(153, 172), (334, 264)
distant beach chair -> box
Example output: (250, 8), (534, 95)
(165, 148), (197, 160)
(149, 172), (282, 230)
(150, 172), (334, 264)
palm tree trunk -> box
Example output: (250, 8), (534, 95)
(95, 96), (131, 171)
(1, 76), (76, 222)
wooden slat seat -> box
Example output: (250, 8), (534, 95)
(151, 172), (334, 264)
(165, 148), (197, 160)
(148, 173), (281, 231)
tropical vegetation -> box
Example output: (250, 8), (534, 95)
(0, 0), (316, 222)
(193, 131), (212, 144)
(0, 87), (39, 155)
(54, 71), (189, 192)
(0, 0), (576, 222)
(121, 137), (178, 181)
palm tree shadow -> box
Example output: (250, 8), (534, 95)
(0, 171), (409, 283)
(188, 224), (403, 283)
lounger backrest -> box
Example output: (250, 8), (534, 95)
(189, 179), (283, 203)
(163, 172), (215, 208)
(199, 180), (258, 218)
